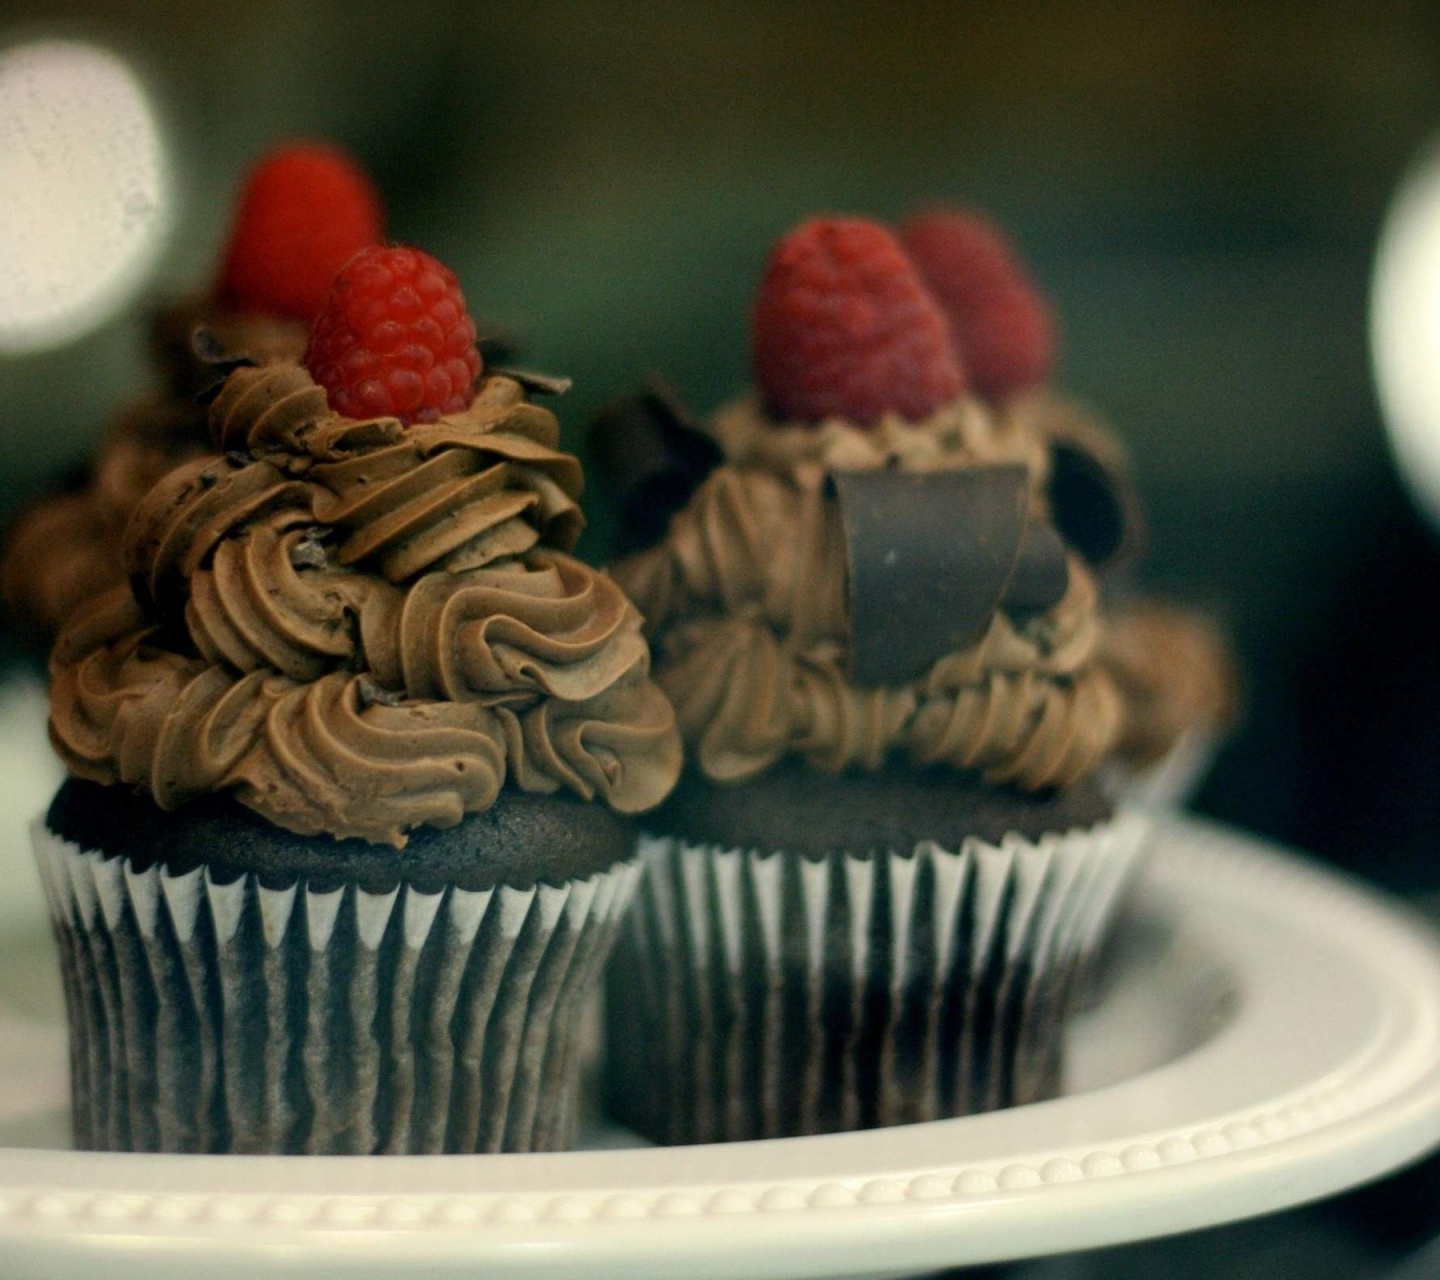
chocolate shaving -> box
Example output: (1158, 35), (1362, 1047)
(355, 676), (405, 710)
(1048, 440), (1144, 571)
(834, 465), (1049, 686)
(590, 378), (724, 555)
(489, 366), (573, 397)
(288, 527), (331, 570)
(193, 327), (261, 405)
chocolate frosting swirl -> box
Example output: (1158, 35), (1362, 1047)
(50, 362), (680, 846)
(615, 403), (1121, 791)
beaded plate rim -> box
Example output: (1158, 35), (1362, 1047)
(3, 815), (1440, 1279)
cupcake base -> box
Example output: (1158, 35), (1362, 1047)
(34, 781), (640, 1155)
(605, 769), (1145, 1144)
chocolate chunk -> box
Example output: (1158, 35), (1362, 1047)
(589, 379), (723, 555)
(488, 366), (573, 397)
(1048, 439), (1144, 570)
(834, 465), (1031, 686)
(355, 675), (405, 710)
(287, 527), (331, 570)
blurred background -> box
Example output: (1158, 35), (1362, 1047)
(4, 1), (1440, 1274)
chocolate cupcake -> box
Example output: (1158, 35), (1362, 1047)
(2, 142), (378, 645)
(597, 217), (1146, 1144)
(34, 244), (681, 1154)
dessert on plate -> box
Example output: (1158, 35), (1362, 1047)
(596, 216), (1148, 1144)
(34, 244), (681, 1154)
(2, 141), (384, 645)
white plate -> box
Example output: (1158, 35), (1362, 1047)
(1, 817), (1440, 1280)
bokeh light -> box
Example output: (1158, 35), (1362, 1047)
(0, 38), (169, 354)
(1373, 133), (1440, 533)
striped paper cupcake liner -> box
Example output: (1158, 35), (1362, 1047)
(32, 821), (640, 1154)
(605, 812), (1147, 1144)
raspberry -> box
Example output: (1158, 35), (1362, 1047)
(218, 142), (384, 321)
(752, 217), (963, 426)
(304, 246), (482, 424)
(900, 210), (1055, 397)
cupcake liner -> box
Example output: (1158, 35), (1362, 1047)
(605, 812), (1147, 1144)
(31, 820), (641, 1154)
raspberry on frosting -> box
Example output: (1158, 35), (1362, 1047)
(900, 209), (1055, 397)
(752, 217), (964, 426)
(304, 245), (482, 425)
(217, 141), (384, 321)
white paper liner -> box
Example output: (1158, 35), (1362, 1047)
(31, 821), (641, 1154)
(605, 811), (1148, 1144)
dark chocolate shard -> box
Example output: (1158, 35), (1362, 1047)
(192, 327), (260, 405)
(488, 366), (573, 397)
(355, 676), (405, 710)
(1002, 520), (1070, 617)
(590, 378), (724, 556)
(287, 527), (331, 570)
(1048, 440), (1144, 570)
(834, 465), (1030, 686)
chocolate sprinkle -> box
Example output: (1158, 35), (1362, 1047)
(834, 465), (1038, 686)
(589, 379), (724, 555)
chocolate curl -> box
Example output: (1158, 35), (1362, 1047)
(589, 380), (723, 555)
(833, 465), (1070, 686)
(1006, 520), (1071, 617)
(1048, 439), (1144, 571)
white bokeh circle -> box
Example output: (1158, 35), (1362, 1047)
(1373, 132), (1440, 532)
(0, 39), (169, 354)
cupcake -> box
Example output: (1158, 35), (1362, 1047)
(899, 208), (1238, 806)
(2, 141), (383, 645)
(597, 217), (1147, 1145)
(34, 244), (681, 1154)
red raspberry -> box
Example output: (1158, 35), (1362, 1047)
(304, 246), (482, 424)
(900, 210), (1055, 397)
(752, 217), (964, 426)
(218, 141), (384, 321)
